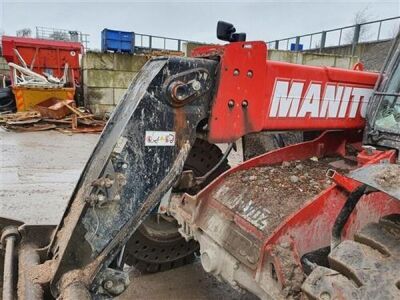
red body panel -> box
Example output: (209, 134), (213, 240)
(186, 131), (400, 294)
(192, 42), (379, 143)
(188, 41), (398, 296)
(1, 36), (83, 84)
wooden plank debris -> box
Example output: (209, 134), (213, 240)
(0, 100), (106, 134)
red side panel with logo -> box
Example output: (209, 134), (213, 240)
(192, 41), (379, 143)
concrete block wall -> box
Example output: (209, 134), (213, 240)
(0, 57), (9, 78)
(83, 45), (358, 117)
(184, 42), (358, 69)
(182, 42), (206, 56)
(268, 49), (358, 68)
(308, 40), (392, 71)
(82, 52), (149, 116)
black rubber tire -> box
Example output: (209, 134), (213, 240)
(124, 139), (230, 273)
(180, 138), (230, 194)
(243, 131), (303, 160)
(0, 86), (12, 99)
(0, 87), (16, 113)
(124, 217), (200, 273)
(302, 214), (400, 299)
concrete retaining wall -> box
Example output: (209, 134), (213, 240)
(268, 49), (357, 68)
(82, 47), (358, 117)
(82, 52), (149, 116)
(184, 42), (357, 68)
(310, 39), (393, 71)
(0, 57), (9, 78)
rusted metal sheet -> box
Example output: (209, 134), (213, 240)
(34, 98), (74, 120)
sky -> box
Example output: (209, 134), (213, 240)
(0, 0), (399, 50)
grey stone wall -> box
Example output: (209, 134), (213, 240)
(309, 39), (393, 71)
(183, 42), (358, 68)
(0, 57), (9, 78)
(268, 49), (357, 68)
(82, 45), (359, 117)
(82, 52), (149, 116)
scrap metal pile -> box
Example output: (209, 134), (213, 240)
(9, 49), (70, 88)
(0, 100), (105, 133)
(0, 48), (105, 133)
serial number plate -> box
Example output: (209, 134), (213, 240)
(145, 131), (176, 146)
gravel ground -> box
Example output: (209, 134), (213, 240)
(213, 157), (339, 234)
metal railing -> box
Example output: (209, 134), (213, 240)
(35, 26), (90, 50)
(267, 16), (400, 54)
(133, 32), (200, 53)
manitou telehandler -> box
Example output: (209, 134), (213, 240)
(1, 22), (400, 299)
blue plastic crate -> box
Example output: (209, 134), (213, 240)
(290, 43), (303, 51)
(101, 29), (135, 53)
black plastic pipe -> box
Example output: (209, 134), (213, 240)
(331, 184), (367, 250)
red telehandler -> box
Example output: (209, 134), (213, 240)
(1, 22), (400, 299)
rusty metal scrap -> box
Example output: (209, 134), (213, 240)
(8, 49), (69, 88)
(34, 98), (75, 120)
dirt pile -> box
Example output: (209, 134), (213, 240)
(216, 157), (347, 235)
(374, 164), (400, 188)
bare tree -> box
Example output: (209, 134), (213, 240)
(344, 7), (372, 44)
(390, 23), (400, 38)
(49, 31), (69, 41)
(16, 28), (32, 37)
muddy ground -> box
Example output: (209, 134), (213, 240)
(0, 129), (251, 299)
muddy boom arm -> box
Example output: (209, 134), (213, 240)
(44, 58), (218, 298)
(1, 24), (380, 299)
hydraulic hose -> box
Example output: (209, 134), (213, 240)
(331, 184), (367, 250)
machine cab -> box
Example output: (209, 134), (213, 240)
(365, 31), (400, 153)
